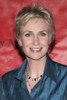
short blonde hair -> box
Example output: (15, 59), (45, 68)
(14, 4), (55, 52)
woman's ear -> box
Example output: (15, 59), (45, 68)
(18, 39), (23, 47)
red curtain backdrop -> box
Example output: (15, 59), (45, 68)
(0, 0), (67, 77)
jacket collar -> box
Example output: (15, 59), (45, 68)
(44, 55), (58, 82)
(15, 59), (27, 81)
(16, 55), (58, 82)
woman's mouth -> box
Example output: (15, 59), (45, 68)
(30, 48), (42, 52)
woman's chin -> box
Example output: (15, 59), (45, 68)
(26, 55), (46, 61)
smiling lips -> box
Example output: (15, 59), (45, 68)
(30, 48), (42, 52)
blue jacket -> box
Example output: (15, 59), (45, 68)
(1, 55), (67, 100)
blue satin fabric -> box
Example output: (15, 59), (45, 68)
(1, 55), (67, 100)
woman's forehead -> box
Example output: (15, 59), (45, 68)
(20, 18), (49, 31)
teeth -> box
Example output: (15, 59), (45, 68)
(31, 48), (41, 50)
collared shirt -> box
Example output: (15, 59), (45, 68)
(1, 55), (67, 100)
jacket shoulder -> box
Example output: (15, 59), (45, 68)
(1, 67), (20, 82)
(53, 61), (67, 79)
(48, 55), (67, 71)
(54, 61), (67, 70)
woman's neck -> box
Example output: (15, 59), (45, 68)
(26, 56), (47, 78)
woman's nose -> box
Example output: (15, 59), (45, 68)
(33, 36), (39, 45)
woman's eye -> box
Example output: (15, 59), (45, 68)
(25, 33), (30, 37)
(40, 33), (46, 36)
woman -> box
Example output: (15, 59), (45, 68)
(1, 4), (67, 100)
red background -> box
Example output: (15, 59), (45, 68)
(0, 0), (67, 77)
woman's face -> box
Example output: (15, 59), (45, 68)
(19, 18), (49, 60)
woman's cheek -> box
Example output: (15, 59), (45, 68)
(22, 39), (31, 46)
(41, 38), (49, 45)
